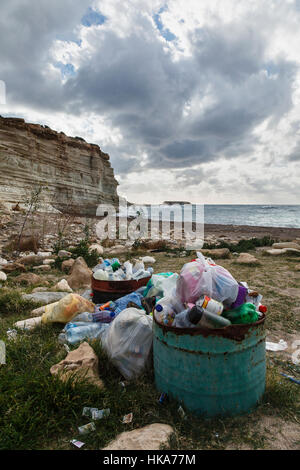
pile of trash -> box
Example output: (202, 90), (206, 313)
(154, 252), (266, 329)
(92, 258), (153, 281)
(12, 252), (267, 381)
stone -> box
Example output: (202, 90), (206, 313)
(0, 271), (7, 281)
(272, 242), (300, 250)
(102, 423), (174, 450)
(200, 248), (231, 259)
(33, 265), (51, 271)
(294, 264), (300, 271)
(50, 342), (104, 389)
(264, 248), (300, 256)
(0, 116), (119, 216)
(43, 259), (55, 265)
(31, 287), (49, 293)
(62, 258), (75, 273)
(16, 254), (46, 266)
(88, 244), (104, 256)
(15, 273), (41, 285)
(235, 253), (260, 266)
(58, 250), (72, 258)
(2, 262), (26, 273)
(106, 245), (128, 254)
(67, 257), (92, 290)
(141, 256), (156, 264)
(0, 257), (8, 266)
(22, 291), (70, 304)
(54, 279), (73, 293)
(31, 305), (47, 317)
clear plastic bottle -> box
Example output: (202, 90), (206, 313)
(64, 322), (109, 344)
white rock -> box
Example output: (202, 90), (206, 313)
(88, 244), (104, 256)
(43, 259), (55, 265)
(37, 251), (52, 257)
(102, 423), (174, 451)
(54, 279), (73, 293)
(272, 242), (300, 250)
(0, 257), (8, 266)
(141, 256), (156, 264)
(0, 271), (7, 281)
(58, 250), (72, 258)
(33, 265), (51, 271)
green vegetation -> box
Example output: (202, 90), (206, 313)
(203, 236), (275, 253)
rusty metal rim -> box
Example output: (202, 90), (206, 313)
(153, 310), (266, 341)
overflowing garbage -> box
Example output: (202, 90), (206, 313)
(13, 251), (267, 382)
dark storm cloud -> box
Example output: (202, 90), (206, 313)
(0, 1), (299, 181)
(0, 0), (91, 110)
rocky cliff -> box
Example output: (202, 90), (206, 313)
(0, 117), (119, 215)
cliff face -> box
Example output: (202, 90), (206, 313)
(0, 117), (119, 215)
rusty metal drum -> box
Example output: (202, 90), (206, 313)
(153, 315), (266, 417)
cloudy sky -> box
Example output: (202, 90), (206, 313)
(1, 0), (300, 204)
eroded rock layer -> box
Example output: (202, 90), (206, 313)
(0, 117), (119, 215)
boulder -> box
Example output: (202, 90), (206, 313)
(89, 244), (104, 256)
(54, 279), (73, 293)
(50, 342), (104, 389)
(0, 271), (7, 282)
(200, 248), (231, 259)
(22, 291), (69, 304)
(235, 253), (260, 266)
(67, 257), (92, 290)
(102, 423), (174, 450)
(62, 258), (75, 273)
(15, 273), (41, 285)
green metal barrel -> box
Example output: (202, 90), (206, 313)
(153, 315), (266, 417)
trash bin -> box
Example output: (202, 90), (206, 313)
(91, 276), (151, 304)
(153, 314), (266, 417)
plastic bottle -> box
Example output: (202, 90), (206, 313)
(93, 310), (116, 323)
(174, 306), (231, 329)
(93, 269), (109, 281)
(154, 300), (175, 326)
(72, 312), (93, 322)
(196, 295), (224, 316)
(64, 322), (109, 344)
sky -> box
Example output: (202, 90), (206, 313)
(0, 0), (300, 204)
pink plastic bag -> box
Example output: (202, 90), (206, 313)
(176, 253), (238, 306)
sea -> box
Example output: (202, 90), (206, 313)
(123, 204), (300, 229)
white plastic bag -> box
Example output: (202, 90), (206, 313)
(176, 253), (238, 306)
(101, 308), (153, 380)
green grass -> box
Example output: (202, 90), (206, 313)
(0, 248), (299, 450)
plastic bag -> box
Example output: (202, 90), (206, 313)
(176, 253), (238, 306)
(101, 308), (153, 380)
(144, 273), (178, 299)
(42, 294), (95, 324)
